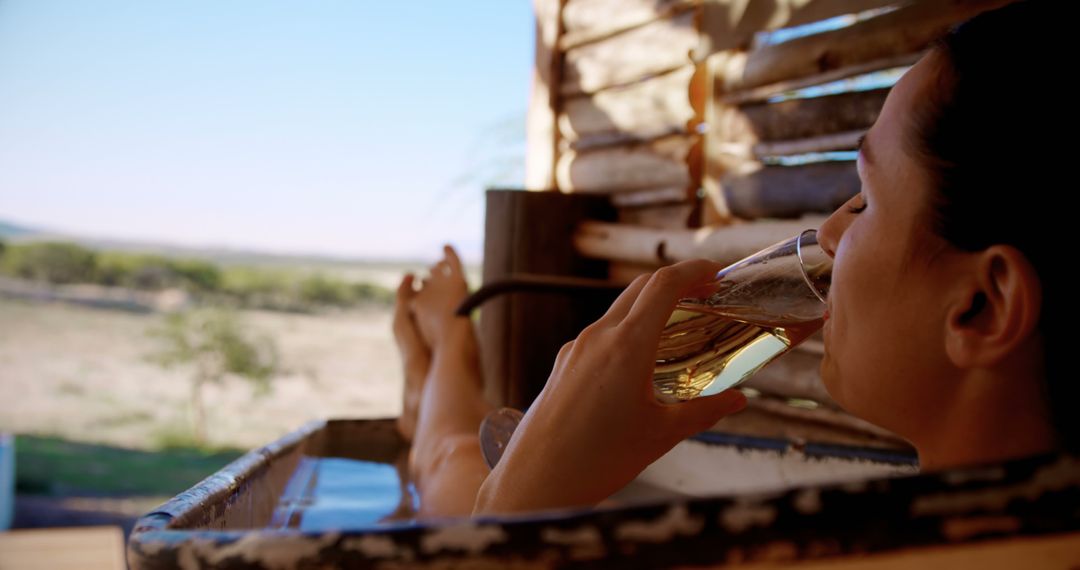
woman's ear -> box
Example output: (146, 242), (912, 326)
(944, 245), (1042, 368)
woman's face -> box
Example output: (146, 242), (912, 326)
(816, 51), (961, 437)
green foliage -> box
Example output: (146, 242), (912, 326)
(0, 240), (393, 311)
(351, 281), (395, 305)
(298, 273), (351, 306)
(2, 241), (98, 284)
(152, 307), (279, 390)
(171, 258), (222, 291)
(94, 252), (222, 292)
(150, 307), (279, 441)
(222, 267), (394, 311)
(95, 252), (173, 289)
(220, 266), (295, 310)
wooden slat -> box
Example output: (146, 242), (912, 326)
(561, 0), (698, 50)
(722, 161), (860, 219)
(618, 202), (696, 229)
(734, 88), (888, 142)
(717, 0), (1014, 94)
(699, 0), (901, 56)
(611, 186), (691, 208)
(755, 130), (865, 158)
(712, 131), (867, 161)
(562, 10), (697, 97)
(574, 216), (828, 265)
(560, 65), (696, 147)
(526, 0), (564, 190)
(721, 51), (921, 105)
(556, 134), (696, 193)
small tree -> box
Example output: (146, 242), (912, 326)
(150, 307), (279, 444)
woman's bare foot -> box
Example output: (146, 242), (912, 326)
(393, 273), (432, 442)
(410, 245), (471, 348)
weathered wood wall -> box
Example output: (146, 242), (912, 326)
(527, 0), (1014, 246)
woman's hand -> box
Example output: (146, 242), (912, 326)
(473, 259), (749, 515)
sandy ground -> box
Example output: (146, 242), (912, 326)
(0, 296), (404, 450)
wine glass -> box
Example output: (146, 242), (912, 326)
(478, 229), (832, 469)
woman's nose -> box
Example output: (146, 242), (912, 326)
(817, 204), (851, 259)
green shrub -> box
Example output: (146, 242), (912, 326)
(350, 281), (394, 305)
(170, 259), (222, 292)
(2, 242), (98, 284)
(298, 274), (351, 307)
(150, 307), (279, 442)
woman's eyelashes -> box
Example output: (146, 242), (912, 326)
(847, 194), (868, 214)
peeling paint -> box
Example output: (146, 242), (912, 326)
(184, 532), (340, 570)
(942, 466), (1006, 486)
(720, 499), (778, 533)
(134, 539), (168, 557)
(541, 525), (605, 560)
(614, 504), (704, 543)
(540, 525), (601, 547)
(942, 515), (1022, 541)
(724, 546), (748, 565)
(840, 480), (868, 493)
(341, 534), (401, 559)
(420, 524), (509, 556)
(178, 544), (199, 570)
(754, 540), (799, 562)
(792, 488), (822, 514)
(913, 457), (1080, 516)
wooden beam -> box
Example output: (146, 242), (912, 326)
(560, 65), (696, 147)
(618, 202), (697, 229)
(713, 131), (867, 161)
(722, 161), (860, 219)
(562, 10), (698, 97)
(754, 130), (865, 158)
(698, 0), (900, 56)
(611, 186), (692, 208)
(734, 88), (888, 142)
(720, 51), (921, 105)
(561, 0), (698, 51)
(526, 0), (564, 190)
(574, 216), (828, 265)
(717, 0), (1015, 94)
(556, 133), (697, 193)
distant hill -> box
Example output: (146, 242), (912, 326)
(0, 217), (436, 270)
(0, 219), (44, 239)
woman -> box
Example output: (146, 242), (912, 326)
(393, 0), (1070, 518)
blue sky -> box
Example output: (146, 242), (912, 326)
(0, 1), (533, 262)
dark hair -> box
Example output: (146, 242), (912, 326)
(907, 0), (1073, 452)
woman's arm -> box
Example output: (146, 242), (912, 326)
(473, 260), (749, 515)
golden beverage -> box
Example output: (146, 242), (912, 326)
(653, 303), (823, 402)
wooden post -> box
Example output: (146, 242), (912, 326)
(479, 189), (617, 410)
